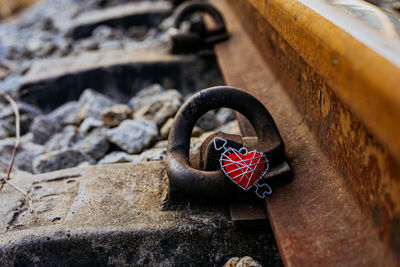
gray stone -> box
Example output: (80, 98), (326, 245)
(20, 133), (34, 143)
(92, 25), (122, 42)
(192, 126), (204, 137)
(224, 257), (241, 267)
(134, 89), (183, 127)
(153, 140), (168, 149)
(190, 132), (214, 155)
(98, 151), (135, 164)
(32, 149), (94, 174)
(126, 26), (148, 40)
(45, 126), (79, 151)
(216, 108), (236, 125)
(79, 117), (103, 136)
(36, 42), (57, 58)
(196, 110), (219, 131)
(106, 119), (158, 154)
(138, 147), (166, 162)
(77, 161), (93, 167)
(0, 103), (42, 120)
(128, 83), (165, 111)
(154, 133), (213, 155)
(224, 256), (263, 267)
(101, 104), (132, 127)
(237, 256), (263, 267)
(76, 38), (99, 51)
(160, 117), (174, 139)
(0, 121), (13, 138)
(57, 38), (73, 57)
(214, 120), (241, 135)
(25, 38), (43, 54)
(0, 138), (45, 173)
(30, 115), (61, 144)
(0, 64), (10, 80)
(70, 1), (172, 39)
(0, 102), (42, 135)
(160, 117), (204, 140)
(74, 128), (109, 160)
(0, 125), (8, 139)
(99, 40), (123, 50)
(48, 101), (80, 126)
(78, 88), (117, 120)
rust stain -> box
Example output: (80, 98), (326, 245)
(217, 0), (400, 261)
(264, 0), (400, 166)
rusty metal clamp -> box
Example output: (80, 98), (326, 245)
(170, 1), (229, 54)
(166, 86), (288, 201)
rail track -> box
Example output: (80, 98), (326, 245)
(0, 0), (399, 265)
(209, 0), (400, 265)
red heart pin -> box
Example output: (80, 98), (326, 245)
(221, 147), (268, 190)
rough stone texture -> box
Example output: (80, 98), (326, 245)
(224, 256), (263, 267)
(190, 132), (214, 155)
(128, 83), (165, 111)
(160, 117), (174, 139)
(77, 161), (93, 168)
(106, 119), (158, 154)
(45, 125), (79, 151)
(30, 115), (61, 144)
(101, 104), (132, 127)
(0, 162), (281, 266)
(74, 128), (109, 160)
(126, 26), (148, 40)
(0, 123), (8, 139)
(215, 120), (241, 135)
(224, 257), (241, 267)
(48, 101), (80, 126)
(79, 117), (103, 136)
(32, 149), (93, 174)
(237, 256), (263, 267)
(138, 148), (166, 162)
(153, 140), (168, 149)
(98, 151), (135, 164)
(78, 88), (117, 120)
(0, 102), (42, 135)
(0, 138), (45, 173)
(152, 133), (214, 155)
(134, 89), (183, 127)
(192, 125), (205, 137)
(0, 120), (13, 138)
(216, 108), (236, 125)
(19, 48), (224, 111)
(70, 1), (172, 39)
(196, 110), (219, 131)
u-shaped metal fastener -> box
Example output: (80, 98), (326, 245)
(166, 86), (285, 200)
(170, 1), (229, 53)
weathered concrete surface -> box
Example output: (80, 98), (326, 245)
(71, 1), (172, 39)
(0, 162), (281, 266)
(19, 48), (224, 111)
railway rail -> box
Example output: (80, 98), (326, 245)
(208, 0), (400, 265)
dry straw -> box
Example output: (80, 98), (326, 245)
(0, 90), (34, 213)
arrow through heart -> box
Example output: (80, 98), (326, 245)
(213, 137), (272, 198)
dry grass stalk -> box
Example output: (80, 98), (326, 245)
(0, 90), (34, 213)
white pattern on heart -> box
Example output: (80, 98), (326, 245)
(219, 146), (268, 190)
(213, 137), (272, 198)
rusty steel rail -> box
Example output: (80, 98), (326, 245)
(208, 0), (400, 265)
